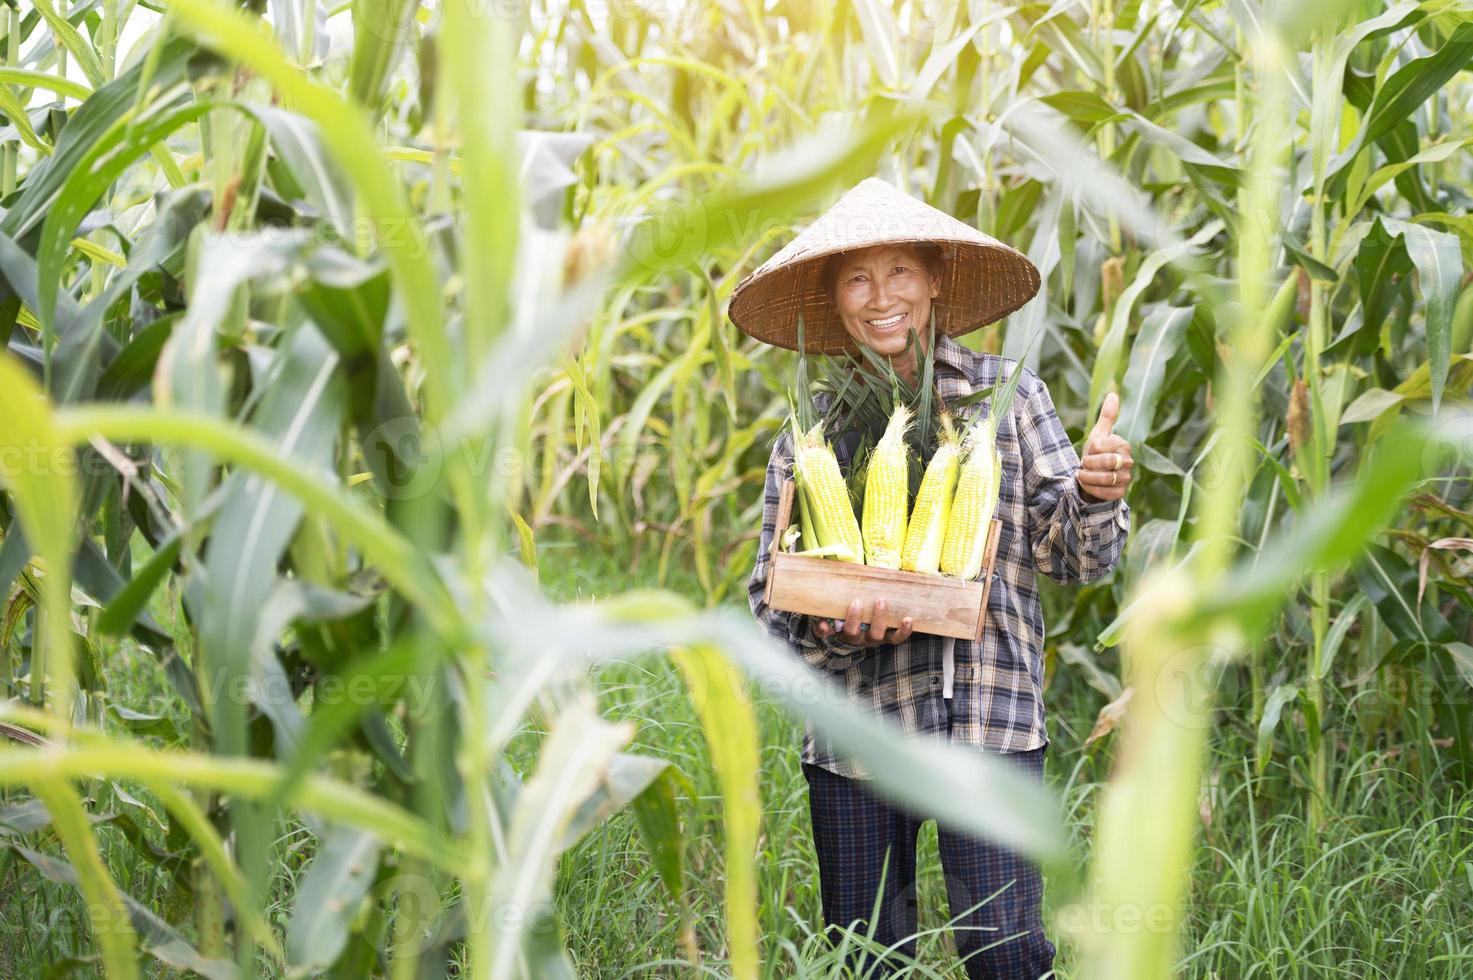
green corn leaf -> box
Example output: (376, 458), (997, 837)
(287, 827), (383, 974)
(36, 101), (213, 341)
(167, 0), (453, 423)
(482, 692), (633, 980)
(672, 643), (761, 980)
(149, 782), (284, 964)
(0, 355), (78, 719)
(1089, 220), (1222, 424)
(53, 405), (462, 640)
(1115, 304), (1194, 446)
(30, 0), (106, 87)
(0, 67), (92, 100)
(29, 779), (141, 980)
(626, 762), (691, 918)
(0, 733), (459, 871)
(0, 84), (50, 155)
(1383, 218), (1462, 413)
(1, 38), (196, 244)
(1254, 684), (1299, 776)
(348, 0), (421, 116)
(1202, 420), (1427, 638)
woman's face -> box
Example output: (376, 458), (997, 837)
(831, 243), (940, 359)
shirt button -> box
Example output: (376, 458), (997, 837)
(930, 675), (940, 687)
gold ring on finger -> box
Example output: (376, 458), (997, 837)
(1110, 471), (1117, 487)
(1112, 452), (1122, 470)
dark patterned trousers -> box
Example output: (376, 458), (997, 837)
(802, 715), (1055, 978)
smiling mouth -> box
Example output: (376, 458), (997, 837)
(867, 312), (908, 332)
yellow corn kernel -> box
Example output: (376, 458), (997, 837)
(795, 421), (863, 563)
(941, 415), (1001, 580)
(862, 405), (912, 568)
(900, 414), (961, 574)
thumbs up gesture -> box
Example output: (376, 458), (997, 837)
(1077, 392), (1133, 502)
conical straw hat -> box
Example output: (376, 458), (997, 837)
(728, 177), (1040, 354)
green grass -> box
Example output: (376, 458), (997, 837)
(0, 528), (1465, 978)
(0, 524), (1460, 980)
(533, 531), (1473, 980)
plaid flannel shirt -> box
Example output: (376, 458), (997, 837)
(747, 334), (1130, 779)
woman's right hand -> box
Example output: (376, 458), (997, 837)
(813, 598), (914, 648)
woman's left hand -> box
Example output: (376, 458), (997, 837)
(1076, 391), (1133, 503)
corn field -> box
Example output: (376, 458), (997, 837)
(0, 0), (1471, 976)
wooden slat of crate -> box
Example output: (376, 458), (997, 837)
(764, 478), (1002, 642)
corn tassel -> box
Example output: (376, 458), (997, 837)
(900, 413), (960, 574)
(941, 414), (1002, 580)
(792, 419), (863, 563)
(861, 405), (912, 568)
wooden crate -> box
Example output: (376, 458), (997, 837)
(763, 478), (1002, 641)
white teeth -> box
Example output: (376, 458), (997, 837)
(869, 313), (906, 327)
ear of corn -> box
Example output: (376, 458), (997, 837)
(795, 457), (818, 554)
(792, 418), (863, 563)
(900, 412), (961, 574)
(861, 405), (912, 568)
(941, 414), (1002, 580)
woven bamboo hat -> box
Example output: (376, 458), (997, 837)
(728, 177), (1040, 354)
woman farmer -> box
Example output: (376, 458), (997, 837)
(730, 177), (1133, 979)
